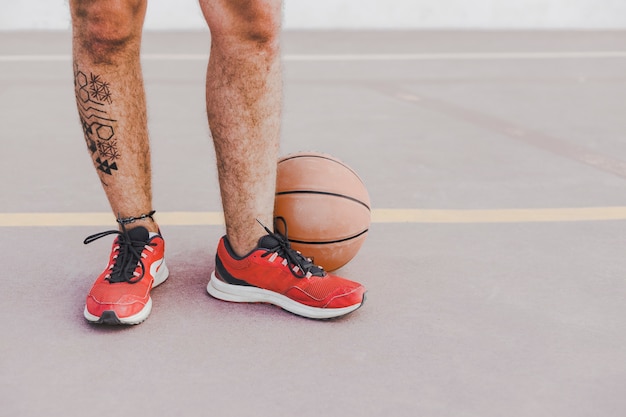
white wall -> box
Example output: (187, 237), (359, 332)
(2, 0), (626, 30)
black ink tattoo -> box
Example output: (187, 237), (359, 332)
(95, 157), (118, 175)
(88, 73), (113, 104)
(74, 64), (120, 177)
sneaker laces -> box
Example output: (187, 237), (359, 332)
(83, 222), (153, 284)
(257, 217), (326, 279)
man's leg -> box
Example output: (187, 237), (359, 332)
(71, 0), (167, 325)
(201, 0), (367, 319)
(71, 0), (157, 233)
(199, 0), (283, 256)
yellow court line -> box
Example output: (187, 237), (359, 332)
(3, 208), (626, 227)
(0, 212), (225, 227)
(371, 207), (626, 223)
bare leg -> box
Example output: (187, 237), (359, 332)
(70, 0), (157, 232)
(199, 0), (283, 256)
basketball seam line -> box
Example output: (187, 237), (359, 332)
(275, 190), (371, 211)
(288, 229), (369, 245)
(278, 154), (365, 185)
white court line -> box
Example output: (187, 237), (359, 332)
(1, 51), (626, 63)
(284, 51), (626, 61)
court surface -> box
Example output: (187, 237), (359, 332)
(1, 30), (626, 416)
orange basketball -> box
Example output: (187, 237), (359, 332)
(274, 152), (371, 271)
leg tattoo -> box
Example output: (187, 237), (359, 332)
(74, 64), (120, 177)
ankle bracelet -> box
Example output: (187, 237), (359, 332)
(116, 210), (156, 226)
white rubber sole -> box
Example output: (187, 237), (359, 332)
(84, 259), (169, 325)
(206, 271), (363, 320)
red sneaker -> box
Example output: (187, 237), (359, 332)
(83, 225), (169, 325)
(207, 226), (366, 319)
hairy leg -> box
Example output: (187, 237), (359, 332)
(199, 0), (283, 256)
(70, 0), (157, 232)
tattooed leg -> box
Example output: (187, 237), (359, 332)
(70, 0), (157, 232)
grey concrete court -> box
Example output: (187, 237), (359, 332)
(1, 30), (626, 417)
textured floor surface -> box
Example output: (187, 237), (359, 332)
(1, 30), (626, 417)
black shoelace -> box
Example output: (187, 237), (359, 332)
(83, 223), (151, 284)
(258, 218), (325, 279)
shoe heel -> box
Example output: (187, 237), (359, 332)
(153, 259), (169, 288)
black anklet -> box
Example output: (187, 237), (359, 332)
(116, 210), (156, 226)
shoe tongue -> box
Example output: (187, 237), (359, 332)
(258, 234), (281, 249)
(127, 226), (150, 243)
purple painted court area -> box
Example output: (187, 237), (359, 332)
(1, 30), (626, 416)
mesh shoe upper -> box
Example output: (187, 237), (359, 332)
(214, 227), (365, 310)
(84, 226), (166, 321)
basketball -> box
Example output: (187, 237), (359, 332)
(274, 152), (371, 271)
